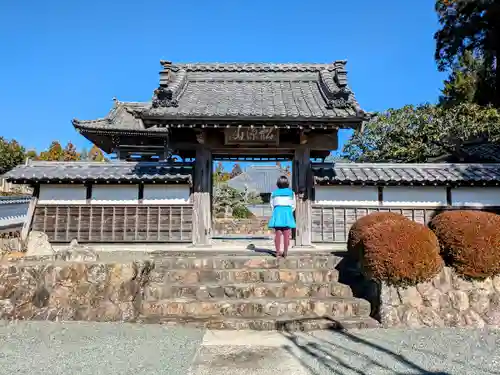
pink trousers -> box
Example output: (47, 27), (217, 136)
(274, 227), (291, 255)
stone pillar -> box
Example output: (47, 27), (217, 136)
(293, 147), (313, 248)
(21, 185), (40, 242)
(192, 147), (212, 247)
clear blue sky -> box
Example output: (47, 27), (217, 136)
(0, 0), (445, 156)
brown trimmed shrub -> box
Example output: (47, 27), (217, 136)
(361, 219), (443, 286)
(347, 212), (408, 261)
(429, 210), (500, 279)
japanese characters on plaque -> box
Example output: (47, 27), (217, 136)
(224, 127), (279, 145)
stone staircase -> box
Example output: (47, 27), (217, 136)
(136, 250), (380, 330)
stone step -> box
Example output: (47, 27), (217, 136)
(204, 316), (381, 331)
(134, 315), (380, 331)
(140, 296), (371, 320)
(149, 253), (342, 271)
(143, 281), (353, 300)
(148, 268), (340, 284)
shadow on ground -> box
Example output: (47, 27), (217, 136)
(246, 244), (276, 256)
(276, 318), (500, 375)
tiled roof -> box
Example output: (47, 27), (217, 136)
(461, 143), (500, 162)
(144, 80), (359, 119)
(0, 196), (30, 205)
(313, 163), (500, 185)
(227, 165), (290, 194)
(72, 101), (154, 132)
(0, 196), (29, 230)
(3, 161), (193, 184)
(430, 142), (500, 163)
(73, 61), (368, 132)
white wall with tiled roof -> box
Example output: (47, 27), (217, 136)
(143, 185), (190, 204)
(383, 186), (447, 207)
(91, 185), (139, 204)
(314, 186), (378, 206)
(37, 183), (191, 205)
(314, 185), (500, 207)
(451, 187), (500, 207)
(39, 185), (86, 204)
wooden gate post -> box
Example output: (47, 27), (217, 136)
(192, 147), (212, 246)
(293, 147), (313, 247)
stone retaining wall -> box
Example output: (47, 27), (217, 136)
(0, 261), (148, 321)
(213, 218), (272, 236)
(368, 267), (500, 328)
(0, 256), (343, 324)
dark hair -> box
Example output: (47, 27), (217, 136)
(276, 175), (290, 189)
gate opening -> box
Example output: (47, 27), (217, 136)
(211, 157), (293, 241)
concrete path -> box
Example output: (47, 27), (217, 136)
(0, 322), (499, 375)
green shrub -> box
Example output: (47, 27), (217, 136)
(429, 210), (500, 279)
(232, 206), (254, 219)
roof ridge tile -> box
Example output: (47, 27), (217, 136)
(166, 62), (345, 73)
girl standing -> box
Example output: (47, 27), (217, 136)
(268, 175), (296, 257)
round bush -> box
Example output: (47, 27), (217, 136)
(232, 206), (254, 219)
(361, 219), (443, 286)
(429, 210), (500, 279)
(347, 212), (408, 261)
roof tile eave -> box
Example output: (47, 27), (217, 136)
(312, 162), (500, 185)
(72, 101), (150, 130)
(139, 112), (364, 122)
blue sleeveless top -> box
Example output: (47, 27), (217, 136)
(268, 188), (296, 229)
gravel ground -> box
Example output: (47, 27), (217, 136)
(0, 321), (205, 375)
(0, 322), (499, 375)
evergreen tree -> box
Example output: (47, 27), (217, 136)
(343, 103), (500, 163)
(435, 0), (500, 106)
(439, 51), (493, 107)
(0, 137), (25, 174)
(25, 149), (37, 160)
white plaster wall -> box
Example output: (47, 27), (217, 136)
(91, 185), (138, 204)
(143, 185), (190, 204)
(39, 184), (86, 204)
(314, 186), (379, 206)
(383, 186), (447, 207)
(452, 187), (500, 207)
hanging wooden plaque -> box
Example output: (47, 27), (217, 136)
(224, 127), (279, 145)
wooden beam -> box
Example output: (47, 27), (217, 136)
(170, 140), (337, 152)
(21, 184), (39, 242)
(192, 147), (212, 246)
(138, 183), (144, 204)
(85, 183), (92, 204)
(306, 132), (338, 150)
(293, 147), (313, 248)
(378, 186), (384, 205)
(446, 186), (452, 207)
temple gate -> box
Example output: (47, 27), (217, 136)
(4, 60), (368, 247)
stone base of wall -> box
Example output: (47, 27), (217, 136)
(213, 218), (272, 236)
(370, 267), (500, 328)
